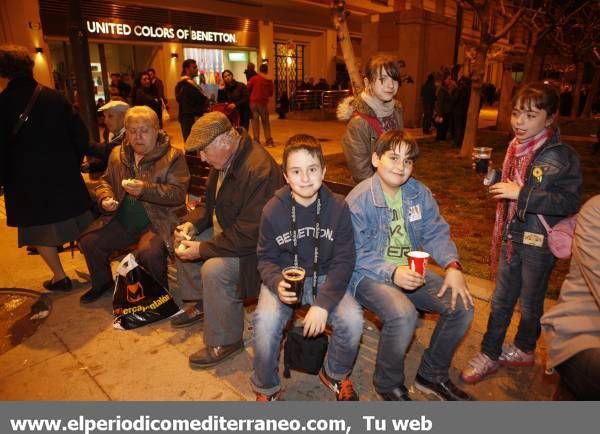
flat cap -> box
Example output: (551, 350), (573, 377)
(185, 111), (232, 152)
(98, 100), (129, 112)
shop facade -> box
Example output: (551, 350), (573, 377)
(37, 0), (263, 105)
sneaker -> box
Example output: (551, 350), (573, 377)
(256, 390), (282, 402)
(498, 343), (534, 367)
(318, 368), (359, 401)
(43, 276), (72, 292)
(460, 352), (500, 384)
(414, 374), (473, 401)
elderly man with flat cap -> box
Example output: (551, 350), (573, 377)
(173, 111), (283, 368)
(82, 100), (129, 175)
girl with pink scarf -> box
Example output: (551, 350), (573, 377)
(461, 83), (582, 385)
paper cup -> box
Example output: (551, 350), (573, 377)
(407, 251), (430, 276)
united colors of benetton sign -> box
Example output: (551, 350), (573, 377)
(86, 20), (238, 44)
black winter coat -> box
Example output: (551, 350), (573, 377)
(0, 76), (92, 227)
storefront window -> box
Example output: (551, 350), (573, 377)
(183, 47), (257, 101)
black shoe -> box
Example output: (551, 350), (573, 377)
(43, 276), (72, 292)
(80, 281), (114, 304)
(414, 374), (473, 401)
(189, 340), (244, 369)
(170, 304), (204, 328)
(377, 385), (412, 401)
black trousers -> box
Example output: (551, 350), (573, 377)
(79, 219), (168, 290)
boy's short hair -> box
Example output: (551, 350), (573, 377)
(282, 134), (326, 173)
(512, 82), (560, 116)
(364, 54), (400, 83)
(373, 130), (419, 160)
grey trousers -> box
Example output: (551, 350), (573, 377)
(174, 228), (242, 347)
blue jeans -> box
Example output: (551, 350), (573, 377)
(355, 271), (473, 392)
(482, 243), (556, 359)
(251, 278), (364, 396)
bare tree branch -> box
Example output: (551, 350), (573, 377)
(491, 7), (526, 42)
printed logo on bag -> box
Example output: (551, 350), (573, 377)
(126, 282), (145, 303)
(408, 205), (422, 222)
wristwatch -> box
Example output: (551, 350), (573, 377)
(445, 260), (463, 271)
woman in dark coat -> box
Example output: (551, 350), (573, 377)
(0, 44), (93, 291)
(217, 69), (250, 130)
(133, 71), (163, 128)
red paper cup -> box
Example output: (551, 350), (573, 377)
(407, 251), (430, 276)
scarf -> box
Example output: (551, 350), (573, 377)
(360, 90), (396, 118)
(490, 127), (552, 276)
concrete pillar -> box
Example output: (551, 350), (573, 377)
(0, 0), (53, 87)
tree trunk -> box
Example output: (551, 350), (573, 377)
(496, 66), (515, 131)
(582, 66), (599, 118)
(460, 48), (487, 157)
(570, 61), (584, 119)
(522, 31), (539, 84)
(332, 3), (364, 96)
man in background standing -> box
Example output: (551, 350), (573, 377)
(175, 59), (209, 142)
(247, 63), (274, 147)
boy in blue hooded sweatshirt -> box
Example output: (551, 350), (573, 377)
(251, 134), (363, 401)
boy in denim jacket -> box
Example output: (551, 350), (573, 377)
(346, 130), (474, 401)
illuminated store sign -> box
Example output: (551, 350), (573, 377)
(86, 20), (238, 44)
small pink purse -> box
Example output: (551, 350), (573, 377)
(537, 214), (578, 259)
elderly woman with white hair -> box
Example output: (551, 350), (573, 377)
(78, 105), (190, 304)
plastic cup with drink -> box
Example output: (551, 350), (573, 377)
(407, 251), (430, 277)
(472, 147), (493, 174)
(282, 266), (305, 306)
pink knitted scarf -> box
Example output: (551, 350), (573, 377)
(490, 127), (552, 276)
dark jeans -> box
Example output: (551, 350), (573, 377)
(79, 219), (168, 290)
(435, 115), (450, 140)
(355, 271), (473, 392)
(453, 114), (467, 148)
(422, 102), (434, 134)
(482, 243), (556, 360)
(556, 348), (600, 400)
(179, 114), (197, 142)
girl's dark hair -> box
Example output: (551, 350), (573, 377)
(373, 130), (419, 160)
(512, 82), (560, 116)
(0, 44), (34, 79)
(364, 54), (400, 83)
(282, 134), (325, 173)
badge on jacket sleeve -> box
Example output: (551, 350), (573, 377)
(408, 205), (422, 222)
(532, 166), (544, 184)
(523, 231), (544, 247)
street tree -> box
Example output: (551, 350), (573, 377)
(458, 0), (526, 157)
(331, 0), (364, 96)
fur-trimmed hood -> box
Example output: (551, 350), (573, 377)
(336, 94), (403, 122)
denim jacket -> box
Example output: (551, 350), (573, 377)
(489, 129), (582, 247)
(346, 174), (459, 294)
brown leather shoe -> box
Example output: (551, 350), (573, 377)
(189, 340), (244, 369)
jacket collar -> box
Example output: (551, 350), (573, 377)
(369, 173), (419, 207)
(225, 128), (252, 179)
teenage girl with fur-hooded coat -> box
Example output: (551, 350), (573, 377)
(337, 54), (404, 183)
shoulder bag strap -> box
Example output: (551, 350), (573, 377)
(537, 214), (552, 233)
(11, 84), (43, 139)
(353, 111), (384, 136)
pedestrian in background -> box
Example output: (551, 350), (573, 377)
(0, 44), (93, 292)
(248, 63), (274, 147)
(175, 59), (209, 142)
